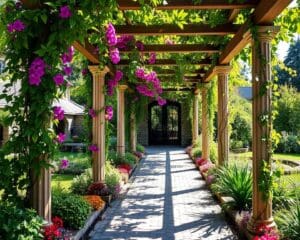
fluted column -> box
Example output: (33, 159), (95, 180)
(88, 65), (109, 182)
(215, 65), (231, 166)
(192, 89), (200, 144)
(247, 26), (279, 234)
(130, 111), (136, 152)
(201, 88), (209, 160)
(117, 85), (128, 156)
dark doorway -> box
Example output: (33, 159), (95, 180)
(149, 101), (181, 145)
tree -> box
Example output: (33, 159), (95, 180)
(277, 39), (300, 91)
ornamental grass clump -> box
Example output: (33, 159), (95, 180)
(212, 164), (252, 211)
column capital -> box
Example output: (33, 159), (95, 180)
(118, 84), (128, 91)
(214, 65), (232, 75)
(88, 65), (110, 76)
(253, 26), (280, 42)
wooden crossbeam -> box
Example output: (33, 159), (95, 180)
(117, 0), (258, 10)
(228, 9), (240, 22)
(118, 58), (211, 66)
(163, 87), (194, 91)
(73, 41), (99, 64)
(120, 44), (220, 53)
(115, 24), (240, 36)
(157, 69), (207, 75)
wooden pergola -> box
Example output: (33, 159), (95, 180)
(22, 0), (292, 237)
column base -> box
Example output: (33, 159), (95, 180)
(247, 215), (276, 234)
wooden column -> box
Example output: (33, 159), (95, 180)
(215, 65), (231, 166)
(88, 65), (109, 182)
(130, 111), (137, 152)
(247, 26), (278, 233)
(192, 89), (200, 144)
(31, 167), (51, 223)
(201, 88), (210, 160)
(117, 85), (128, 156)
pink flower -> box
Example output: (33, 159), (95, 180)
(135, 67), (145, 79)
(157, 96), (166, 106)
(7, 19), (25, 33)
(115, 70), (123, 81)
(89, 144), (99, 152)
(53, 74), (64, 86)
(61, 47), (74, 64)
(59, 5), (72, 19)
(56, 133), (66, 144)
(106, 23), (117, 47)
(53, 106), (64, 121)
(206, 175), (215, 185)
(109, 48), (120, 64)
(60, 159), (69, 169)
(63, 66), (72, 76)
(29, 57), (46, 86)
(135, 41), (144, 51)
(105, 106), (113, 121)
(89, 109), (96, 118)
(116, 35), (134, 49)
(195, 157), (207, 166)
(148, 52), (156, 64)
(165, 38), (174, 45)
(199, 162), (215, 173)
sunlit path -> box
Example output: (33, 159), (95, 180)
(90, 146), (237, 240)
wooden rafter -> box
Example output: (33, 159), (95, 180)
(119, 44), (220, 53)
(73, 41), (99, 64)
(118, 58), (211, 66)
(157, 69), (207, 75)
(115, 24), (240, 36)
(117, 0), (258, 10)
(227, 9), (240, 22)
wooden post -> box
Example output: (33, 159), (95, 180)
(201, 88), (210, 160)
(130, 111), (137, 152)
(88, 65), (109, 183)
(117, 85), (128, 156)
(247, 26), (278, 233)
(215, 65), (231, 166)
(192, 89), (200, 144)
(31, 167), (51, 223)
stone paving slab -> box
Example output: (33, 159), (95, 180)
(89, 146), (238, 240)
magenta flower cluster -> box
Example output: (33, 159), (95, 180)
(109, 48), (120, 64)
(61, 47), (74, 65)
(116, 35), (134, 50)
(106, 23), (117, 47)
(59, 5), (72, 19)
(53, 106), (64, 121)
(53, 73), (64, 86)
(7, 19), (25, 33)
(105, 106), (113, 121)
(57, 133), (66, 144)
(29, 58), (46, 86)
(148, 52), (156, 64)
(89, 109), (97, 118)
(107, 70), (123, 96)
(60, 159), (69, 169)
(89, 144), (99, 152)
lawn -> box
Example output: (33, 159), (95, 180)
(54, 151), (90, 164)
(52, 174), (74, 191)
(229, 151), (300, 162)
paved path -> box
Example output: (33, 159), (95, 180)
(90, 146), (237, 240)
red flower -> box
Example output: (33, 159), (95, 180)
(52, 216), (63, 228)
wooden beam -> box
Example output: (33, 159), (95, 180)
(120, 44), (220, 53)
(115, 24), (240, 36)
(163, 87), (194, 91)
(117, 0), (258, 10)
(73, 41), (99, 64)
(228, 9), (240, 22)
(254, 0), (293, 24)
(203, 67), (216, 82)
(118, 58), (212, 66)
(157, 69), (207, 76)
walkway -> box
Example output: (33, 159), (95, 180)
(90, 147), (237, 240)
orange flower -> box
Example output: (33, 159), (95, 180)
(83, 195), (105, 210)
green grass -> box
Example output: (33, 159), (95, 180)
(282, 174), (300, 186)
(229, 152), (300, 162)
(52, 174), (74, 191)
(54, 151), (90, 164)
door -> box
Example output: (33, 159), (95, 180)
(149, 101), (181, 145)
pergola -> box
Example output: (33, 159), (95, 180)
(21, 0), (292, 237)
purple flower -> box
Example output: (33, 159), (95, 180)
(106, 23), (117, 47)
(116, 35), (134, 49)
(136, 85), (154, 97)
(165, 38), (174, 45)
(148, 52), (156, 64)
(115, 70), (123, 82)
(157, 96), (166, 106)
(7, 19), (26, 33)
(89, 144), (99, 152)
(57, 133), (66, 143)
(59, 5), (72, 19)
(109, 48), (120, 64)
(105, 106), (113, 121)
(135, 67), (145, 79)
(61, 47), (74, 64)
(63, 66), (72, 76)
(89, 108), (96, 118)
(15, 1), (22, 9)
(135, 41), (144, 51)
(82, 68), (88, 76)
(53, 106), (64, 121)
(29, 57), (46, 86)
(60, 159), (69, 169)
(53, 74), (64, 86)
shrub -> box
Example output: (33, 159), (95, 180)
(88, 182), (110, 196)
(212, 164), (252, 211)
(83, 195), (105, 210)
(70, 168), (93, 195)
(125, 152), (136, 165)
(0, 202), (43, 240)
(58, 161), (90, 175)
(230, 140), (244, 149)
(105, 161), (121, 196)
(136, 144), (145, 153)
(272, 179), (296, 210)
(191, 147), (202, 158)
(209, 141), (217, 163)
(52, 190), (91, 229)
(275, 134), (300, 153)
(108, 151), (136, 166)
(275, 200), (300, 240)
(230, 114), (251, 147)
